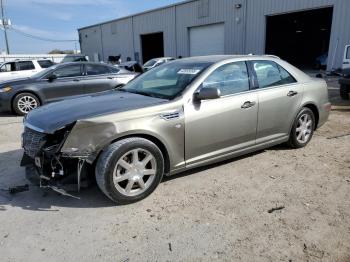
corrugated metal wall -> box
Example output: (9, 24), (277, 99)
(78, 0), (350, 69)
(132, 6), (176, 61)
(100, 18), (134, 61)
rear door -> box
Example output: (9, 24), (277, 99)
(41, 64), (85, 102)
(250, 60), (303, 144)
(83, 64), (120, 94)
(343, 45), (350, 70)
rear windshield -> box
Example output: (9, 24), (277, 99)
(38, 60), (54, 68)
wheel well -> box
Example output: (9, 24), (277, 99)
(11, 91), (42, 111)
(100, 134), (171, 175)
(303, 104), (319, 129)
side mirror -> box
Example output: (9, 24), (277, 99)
(315, 73), (323, 78)
(47, 74), (57, 82)
(194, 87), (221, 101)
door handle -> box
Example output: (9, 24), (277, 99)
(287, 91), (298, 97)
(241, 101), (256, 109)
(107, 76), (114, 79)
(73, 79), (80, 82)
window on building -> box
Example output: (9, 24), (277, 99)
(111, 23), (117, 35)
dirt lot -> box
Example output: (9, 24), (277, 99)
(0, 89), (350, 261)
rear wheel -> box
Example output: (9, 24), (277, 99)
(288, 108), (315, 148)
(95, 137), (164, 204)
(13, 92), (40, 116)
(340, 84), (350, 100)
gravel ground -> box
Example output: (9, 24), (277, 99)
(0, 91), (350, 261)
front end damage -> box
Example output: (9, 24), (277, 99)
(21, 122), (93, 197)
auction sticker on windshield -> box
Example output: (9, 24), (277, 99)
(177, 69), (201, 75)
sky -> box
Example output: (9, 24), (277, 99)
(2, 0), (184, 54)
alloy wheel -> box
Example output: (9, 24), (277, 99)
(17, 95), (38, 114)
(112, 148), (157, 197)
(296, 113), (313, 144)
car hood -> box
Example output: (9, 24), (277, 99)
(0, 77), (34, 86)
(25, 91), (167, 134)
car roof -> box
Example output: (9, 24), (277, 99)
(177, 55), (282, 64)
(59, 62), (113, 67)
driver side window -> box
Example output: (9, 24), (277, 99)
(1, 62), (16, 72)
(202, 61), (250, 96)
(53, 64), (82, 78)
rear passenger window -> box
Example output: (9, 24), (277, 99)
(252, 61), (296, 88)
(347, 46), (350, 59)
(17, 61), (35, 71)
(86, 64), (111, 75)
(202, 61), (250, 96)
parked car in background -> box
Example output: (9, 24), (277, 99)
(339, 68), (350, 100)
(143, 57), (175, 71)
(342, 45), (350, 70)
(21, 55), (330, 204)
(0, 59), (54, 82)
(0, 62), (138, 115)
(118, 61), (144, 74)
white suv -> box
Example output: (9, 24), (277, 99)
(0, 59), (54, 82)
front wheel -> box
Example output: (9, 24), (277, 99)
(288, 108), (315, 148)
(95, 137), (164, 204)
(13, 92), (40, 116)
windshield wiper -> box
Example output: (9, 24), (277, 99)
(126, 90), (160, 98)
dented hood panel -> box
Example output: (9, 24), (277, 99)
(25, 91), (167, 134)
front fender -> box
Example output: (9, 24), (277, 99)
(61, 113), (185, 170)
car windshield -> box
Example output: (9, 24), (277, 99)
(122, 61), (212, 100)
(144, 59), (158, 67)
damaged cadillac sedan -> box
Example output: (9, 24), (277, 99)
(21, 55), (331, 204)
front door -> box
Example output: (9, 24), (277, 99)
(250, 60), (303, 144)
(41, 64), (85, 103)
(184, 61), (258, 166)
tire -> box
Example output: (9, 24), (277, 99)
(13, 92), (41, 116)
(340, 84), (350, 100)
(287, 108), (315, 149)
(95, 137), (164, 204)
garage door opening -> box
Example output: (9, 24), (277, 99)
(265, 7), (333, 69)
(189, 23), (225, 57)
(141, 32), (164, 64)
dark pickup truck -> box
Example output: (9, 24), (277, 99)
(340, 68), (350, 100)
